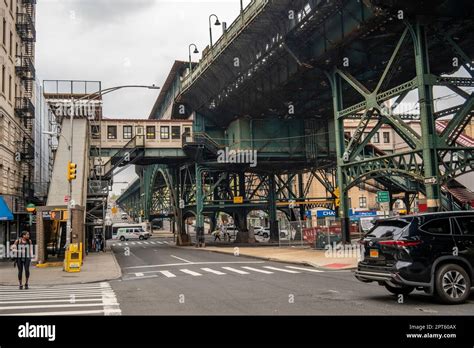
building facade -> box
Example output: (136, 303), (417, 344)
(0, 0), (38, 245)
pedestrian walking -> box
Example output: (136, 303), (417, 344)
(13, 231), (33, 290)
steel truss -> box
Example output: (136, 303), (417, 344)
(328, 20), (474, 243)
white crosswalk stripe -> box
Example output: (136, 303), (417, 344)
(221, 267), (249, 275)
(241, 266), (273, 274)
(264, 266), (300, 273)
(201, 268), (226, 275)
(0, 282), (121, 316)
(163, 241), (170, 244)
(180, 269), (202, 276)
(150, 242), (156, 245)
(159, 271), (176, 278)
(156, 241), (163, 244)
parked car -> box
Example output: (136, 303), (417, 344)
(253, 226), (270, 238)
(355, 211), (474, 304)
(116, 227), (150, 241)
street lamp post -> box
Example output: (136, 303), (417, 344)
(188, 44), (199, 72)
(208, 14), (221, 48)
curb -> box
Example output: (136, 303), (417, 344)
(0, 252), (123, 286)
(183, 246), (357, 271)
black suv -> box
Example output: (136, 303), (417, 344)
(355, 211), (474, 304)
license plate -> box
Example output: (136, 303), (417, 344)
(369, 249), (379, 258)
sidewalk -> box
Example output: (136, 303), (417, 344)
(0, 252), (122, 286)
(188, 246), (359, 270)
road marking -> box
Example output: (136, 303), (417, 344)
(180, 269), (202, 276)
(163, 241), (170, 244)
(242, 266), (273, 274)
(0, 298), (103, 304)
(149, 241), (156, 245)
(131, 242), (136, 245)
(124, 260), (264, 270)
(117, 243), (122, 247)
(156, 241), (163, 244)
(222, 267), (249, 275)
(135, 273), (145, 277)
(123, 275), (157, 281)
(160, 271), (176, 278)
(1, 309), (122, 316)
(170, 255), (192, 263)
(143, 242), (150, 245)
(201, 268), (226, 275)
(264, 266), (300, 273)
(124, 243), (129, 246)
(285, 266), (324, 273)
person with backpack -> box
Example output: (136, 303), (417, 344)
(13, 231), (33, 290)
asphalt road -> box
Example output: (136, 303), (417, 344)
(109, 237), (474, 315)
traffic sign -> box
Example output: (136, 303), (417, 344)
(377, 191), (390, 203)
(424, 177), (438, 185)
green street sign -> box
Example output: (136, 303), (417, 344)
(377, 191), (390, 203)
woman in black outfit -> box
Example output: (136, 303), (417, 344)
(14, 231), (33, 290)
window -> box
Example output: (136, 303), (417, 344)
(344, 132), (351, 139)
(8, 75), (11, 100)
(1, 65), (4, 94)
(363, 132), (369, 141)
(421, 219), (451, 235)
(383, 131), (390, 143)
(456, 216), (474, 235)
(367, 220), (410, 239)
(171, 126), (181, 140)
(123, 126), (133, 139)
(9, 31), (12, 56)
(359, 196), (367, 209)
(373, 132), (380, 143)
(160, 126), (169, 139)
(146, 126), (156, 139)
(91, 125), (100, 139)
(107, 126), (117, 140)
(2, 19), (6, 46)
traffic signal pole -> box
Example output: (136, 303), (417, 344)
(66, 99), (75, 248)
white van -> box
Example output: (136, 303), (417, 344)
(116, 227), (150, 241)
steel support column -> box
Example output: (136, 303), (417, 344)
(195, 164), (205, 247)
(329, 72), (351, 244)
(413, 22), (441, 211)
(268, 174), (279, 241)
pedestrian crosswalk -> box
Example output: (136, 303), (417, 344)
(0, 282), (121, 316)
(109, 240), (172, 248)
(125, 264), (324, 281)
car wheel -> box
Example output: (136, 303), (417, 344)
(435, 264), (471, 304)
(139, 236), (145, 240)
(262, 233), (269, 239)
(384, 283), (415, 295)
(279, 232), (286, 238)
(119, 236), (125, 241)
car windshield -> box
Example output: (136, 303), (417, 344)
(366, 219), (410, 239)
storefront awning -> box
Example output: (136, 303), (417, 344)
(0, 196), (14, 221)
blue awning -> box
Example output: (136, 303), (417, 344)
(0, 196), (14, 221)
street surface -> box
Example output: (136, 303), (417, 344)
(108, 236), (474, 315)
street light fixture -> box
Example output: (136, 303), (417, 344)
(188, 44), (199, 72)
(208, 14), (221, 48)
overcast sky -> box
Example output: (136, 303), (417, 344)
(36, 0), (251, 194)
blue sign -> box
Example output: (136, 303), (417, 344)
(316, 210), (336, 218)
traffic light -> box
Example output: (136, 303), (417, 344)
(67, 161), (77, 182)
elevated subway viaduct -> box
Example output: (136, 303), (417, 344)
(116, 0), (474, 245)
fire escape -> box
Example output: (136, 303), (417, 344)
(15, 0), (36, 205)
